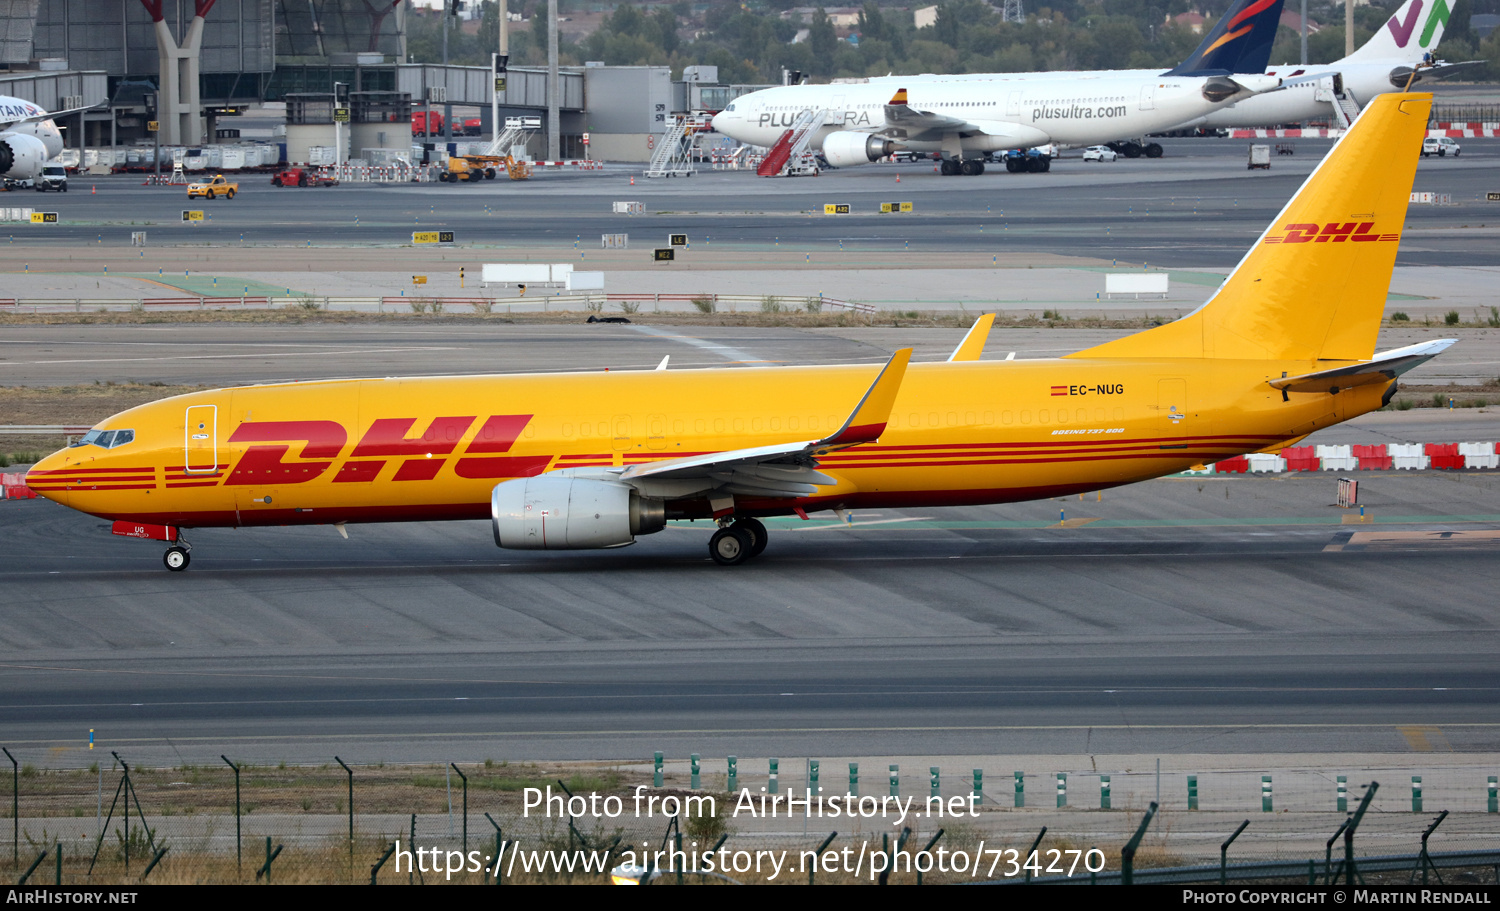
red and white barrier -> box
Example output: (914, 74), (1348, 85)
(1, 472), (35, 499)
(1229, 127), (1500, 139)
(1205, 442), (1499, 474)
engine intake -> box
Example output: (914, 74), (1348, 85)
(820, 131), (896, 168)
(491, 476), (665, 549)
(0, 133), (47, 181)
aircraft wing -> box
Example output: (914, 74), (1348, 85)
(615, 347), (912, 499)
(879, 88), (975, 139)
(1396, 61), (1486, 85)
(0, 102), (99, 130)
(1268, 339), (1455, 395)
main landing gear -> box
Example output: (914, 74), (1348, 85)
(708, 516), (769, 566)
(939, 158), (985, 176)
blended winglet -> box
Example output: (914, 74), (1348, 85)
(948, 313), (995, 362)
(822, 348), (911, 446)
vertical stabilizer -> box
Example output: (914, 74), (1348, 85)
(1068, 92), (1432, 364)
(1165, 0), (1287, 76)
(1342, 0), (1449, 63)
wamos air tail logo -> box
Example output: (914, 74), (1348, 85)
(1262, 222), (1400, 244)
(1387, 0), (1450, 49)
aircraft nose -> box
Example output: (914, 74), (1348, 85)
(23, 447), (72, 506)
(710, 111), (727, 133)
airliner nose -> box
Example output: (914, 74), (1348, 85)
(23, 447), (72, 506)
(710, 111), (728, 133)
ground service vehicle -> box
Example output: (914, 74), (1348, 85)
(27, 93), (1451, 571)
(412, 111), (444, 136)
(1421, 136), (1460, 157)
(271, 167), (338, 187)
(186, 174), (237, 199)
(440, 154), (530, 182)
(34, 163), (67, 191)
(1248, 144), (1272, 169)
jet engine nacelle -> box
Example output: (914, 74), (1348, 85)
(491, 476), (665, 549)
(0, 132), (47, 180)
(820, 131), (896, 167)
(1202, 74), (1281, 103)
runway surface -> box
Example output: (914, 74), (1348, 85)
(5, 137), (1498, 269)
(4, 468), (1499, 765)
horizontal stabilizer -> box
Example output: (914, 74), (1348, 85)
(949, 313), (995, 362)
(1269, 338), (1455, 395)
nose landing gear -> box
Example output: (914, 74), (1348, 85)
(163, 531), (191, 572)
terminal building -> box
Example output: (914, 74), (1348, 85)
(0, 0), (759, 163)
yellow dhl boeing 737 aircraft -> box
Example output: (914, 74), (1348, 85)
(28, 92), (1453, 571)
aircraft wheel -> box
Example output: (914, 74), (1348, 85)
(1145, 143), (1163, 158)
(164, 546), (190, 572)
(732, 517), (769, 557)
(709, 526), (752, 566)
(1122, 142), (1142, 158)
(940, 159), (959, 176)
(959, 159), (978, 176)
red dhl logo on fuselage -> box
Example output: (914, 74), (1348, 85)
(1263, 222), (1400, 244)
(215, 415), (550, 485)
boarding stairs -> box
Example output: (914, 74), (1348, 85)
(484, 118), (538, 161)
(1331, 91), (1362, 130)
(645, 115), (695, 178)
(756, 108), (829, 177)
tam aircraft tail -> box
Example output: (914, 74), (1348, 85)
(1068, 92), (1432, 364)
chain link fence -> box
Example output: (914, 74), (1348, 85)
(4, 752), (1499, 885)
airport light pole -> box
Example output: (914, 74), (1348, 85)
(548, 0), (559, 161)
(333, 82), (346, 175)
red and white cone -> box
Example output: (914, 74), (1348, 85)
(629, 175), (635, 185)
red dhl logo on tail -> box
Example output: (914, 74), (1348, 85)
(1263, 223), (1400, 244)
(220, 416), (551, 486)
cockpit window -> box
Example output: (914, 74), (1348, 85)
(70, 428), (134, 449)
(725, 103), (736, 112)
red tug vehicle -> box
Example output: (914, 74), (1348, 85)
(271, 167), (339, 187)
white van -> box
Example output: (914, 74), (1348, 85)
(1421, 136), (1461, 158)
(35, 164), (68, 192)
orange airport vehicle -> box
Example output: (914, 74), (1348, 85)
(28, 93), (1451, 571)
(185, 174), (237, 199)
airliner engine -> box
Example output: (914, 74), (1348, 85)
(0, 132), (46, 180)
(820, 131), (897, 167)
(491, 476), (666, 549)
